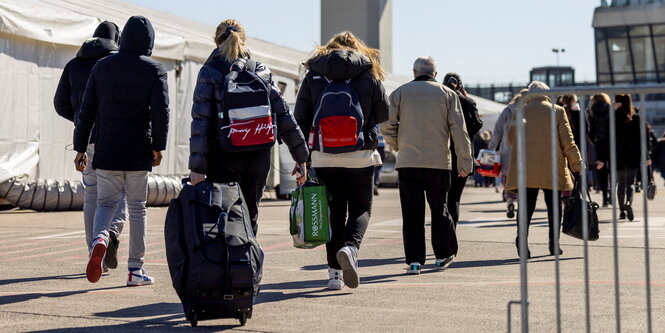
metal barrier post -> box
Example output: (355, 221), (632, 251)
(516, 102), (529, 333)
(549, 99), (562, 333)
(579, 97), (592, 333)
(638, 95), (653, 333)
(609, 97), (622, 333)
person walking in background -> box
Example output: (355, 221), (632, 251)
(54, 21), (127, 273)
(188, 19), (308, 236)
(653, 133), (665, 184)
(490, 89), (528, 218)
(598, 94), (648, 221)
(381, 56), (472, 275)
(506, 81), (582, 258)
(442, 72), (482, 226)
(295, 31), (389, 290)
(73, 16), (170, 285)
(589, 93), (612, 207)
(373, 129), (386, 196)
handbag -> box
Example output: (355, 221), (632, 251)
(289, 171), (331, 249)
(562, 176), (600, 241)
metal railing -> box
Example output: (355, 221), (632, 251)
(506, 84), (665, 332)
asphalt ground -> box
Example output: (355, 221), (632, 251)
(1, 184), (664, 332)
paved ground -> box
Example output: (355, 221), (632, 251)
(1, 184), (664, 332)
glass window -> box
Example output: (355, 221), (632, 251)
(608, 37), (633, 78)
(652, 24), (665, 35)
(596, 34), (610, 75)
(532, 72), (546, 82)
(656, 36), (665, 72)
(549, 73), (558, 87)
(629, 25), (650, 37)
(598, 74), (613, 83)
(561, 72), (574, 85)
(631, 35), (657, 78)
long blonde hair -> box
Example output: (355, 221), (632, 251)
(308, 31), (385, 81)
(214, 19), (249, 62)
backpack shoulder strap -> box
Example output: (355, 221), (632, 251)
(244, 59), (257, 73)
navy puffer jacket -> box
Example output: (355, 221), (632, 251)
(54, 21), (119, 135)
(188, 48), (308, 174)
(74, 16), (170, 171)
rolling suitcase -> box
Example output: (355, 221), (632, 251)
(165, 180), (263, 327)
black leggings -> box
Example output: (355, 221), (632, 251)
(447, 175), (468, 225)
(315, 167), (374, 270)
(517, 188), (561, 244)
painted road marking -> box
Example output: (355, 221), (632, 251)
(29, 231), (84, 240)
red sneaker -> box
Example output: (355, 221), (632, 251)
(86, 237), (108, 283)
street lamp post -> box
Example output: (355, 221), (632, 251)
(552, 48), (566, 67)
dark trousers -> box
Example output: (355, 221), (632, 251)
(398, 168), (457, 264)
(207, 149), (271, 235)
(447, 175), (468, 225)
(315, 167), (374, 270)
(517, 188), (561, 244)
(597, 165), (609, 204)
(617, 167), (637, 211)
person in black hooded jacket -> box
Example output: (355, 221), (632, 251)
(54, 21), (127, 274)
(188, 19), (309, 235)
(589, 93), (611, 207)
(442, 72), (482, 228)
(74, 16), (170, 285)
(294, 31), (389, 291)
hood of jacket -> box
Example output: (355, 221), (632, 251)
(77, 21), (119, 59)
(306, 49), (372, 81)
(119, 16), (155, 56)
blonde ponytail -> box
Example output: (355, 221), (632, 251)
(214, 19), (248, 62)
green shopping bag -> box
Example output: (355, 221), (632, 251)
(289, 176), (331, 249)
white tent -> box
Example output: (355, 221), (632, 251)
(0, 0), (311, 184)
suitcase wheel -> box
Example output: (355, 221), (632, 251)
(190, 314), (198, 327)
(239, 312), (247, 326)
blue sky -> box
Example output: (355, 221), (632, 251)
(125, 0), (600, 85)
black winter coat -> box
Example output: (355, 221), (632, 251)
(451, 92), (482, 174)
(188, 48), (308, 175)
(74, 16), (170, 171)
(615, 113), (644, 170)
(294, 50), (389, 151)
(54, 21), (119, 145)
(589, 101), (610, 163)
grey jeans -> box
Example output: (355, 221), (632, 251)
(82, 144), (127, 250)
(94, 169), (149, 269)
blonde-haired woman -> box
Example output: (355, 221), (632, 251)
(294, 31), (389, 290)
(189, 19), (309, 234)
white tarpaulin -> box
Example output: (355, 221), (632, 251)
(0, 0), (308, 185)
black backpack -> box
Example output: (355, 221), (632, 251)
(213, 59), (276, 152)
(164, 180), (263, 327)
(308, 77), (365, 153)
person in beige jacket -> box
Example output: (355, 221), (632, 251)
(506, 81), (583, 258)
(381, 56), (472, 275)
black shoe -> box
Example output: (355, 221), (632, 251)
(506, 203), (515, 219)
(626, 205), (634, 221)
(515, 237), (531, 259)
(105, 232), (119, 269)
(619, 211), (626, 220)
(549, 244), (563, 256)
(373, 186), (379, 196)
(602, 199), (609, 207)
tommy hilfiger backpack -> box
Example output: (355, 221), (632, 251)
(308, 77), (365, 153)
(216, 59), (275, 152)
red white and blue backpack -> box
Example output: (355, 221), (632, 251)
(308, 77), (365, 154)
(215, 59), (275, 152)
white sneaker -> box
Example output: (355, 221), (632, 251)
(336, 246), (360, 288)
(327, 268), (344, 290)
(127, 268), (155, 286)
(407, 262), (421, 275)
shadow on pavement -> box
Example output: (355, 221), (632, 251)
(449, 256), (583, 269)
(461, 200), (503, 206)
(0, 285), (126, 306)
(0, 273), (87, 286)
